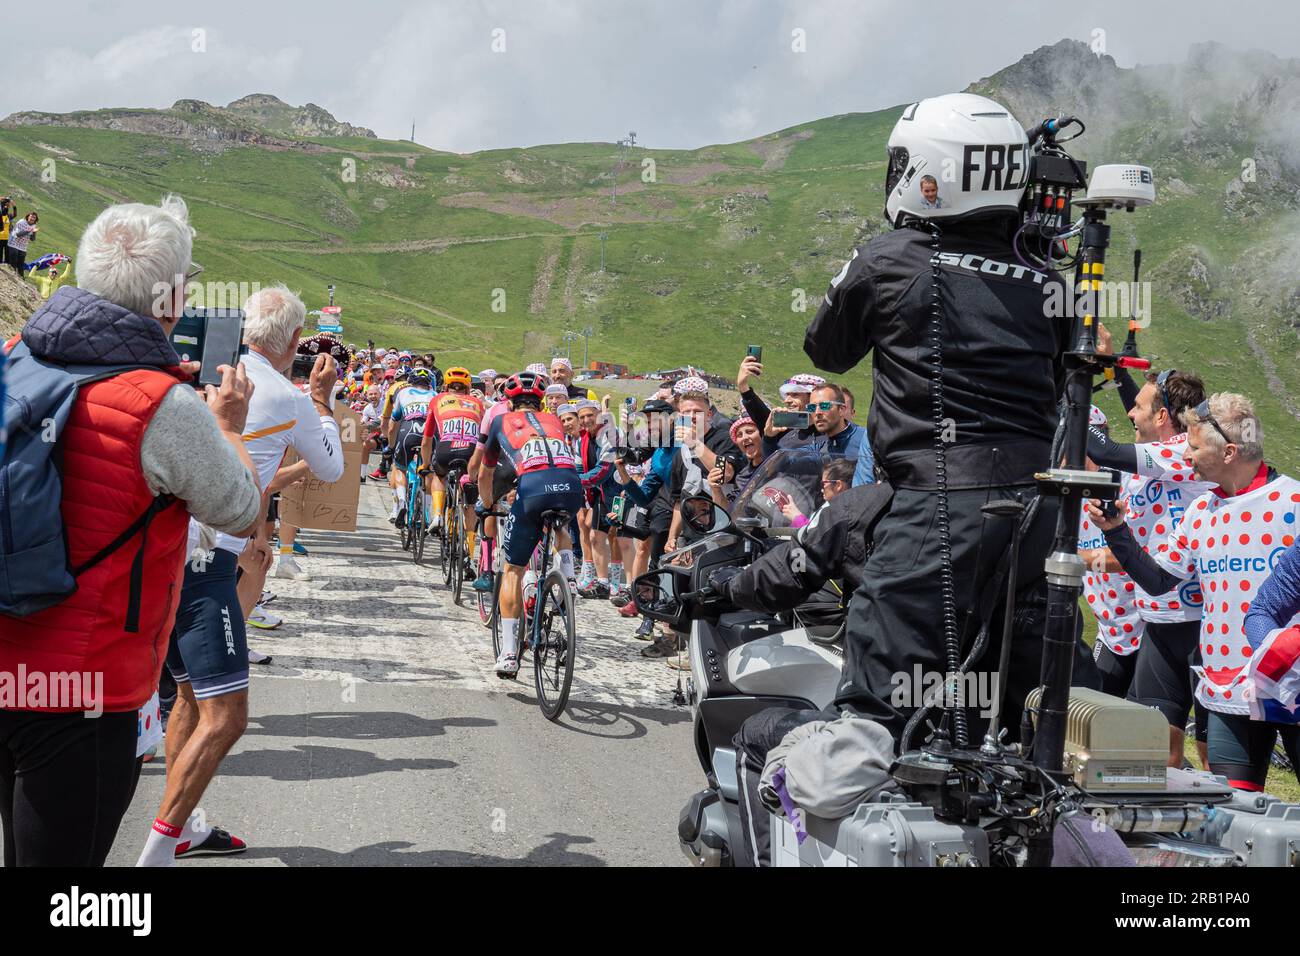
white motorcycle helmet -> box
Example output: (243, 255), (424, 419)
(884, 93), (1030, 227)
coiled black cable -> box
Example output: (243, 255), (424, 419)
(927, 221), (965, 747)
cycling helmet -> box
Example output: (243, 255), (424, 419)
(396, 365), (412, 381)
(884, 93), (1029, 227)
(503, 370), (549, 403)
(408, 367), (434, 388)
(444, 366), (472, 390)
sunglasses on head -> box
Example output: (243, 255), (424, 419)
(1194, 398), (1232, 445)
(1155, 368), (1176, 413)
(809, 400), (844, 412)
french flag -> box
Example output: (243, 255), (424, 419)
(1248, 626), (1300, 719)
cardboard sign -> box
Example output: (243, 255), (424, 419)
(278, 404), (367, 532)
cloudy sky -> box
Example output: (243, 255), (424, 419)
(5, 0), (1299, 152)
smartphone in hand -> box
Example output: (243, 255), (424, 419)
(171, 308), (246, 388)
(746, 345), (762, 362)
(770, 409), (809, 430)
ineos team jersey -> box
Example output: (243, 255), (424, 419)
(1123, 435), (1216, 623)
(1079, 506), (1145, 656)
(481, 410), (578, 477)
(1143, 470), (1300, 715)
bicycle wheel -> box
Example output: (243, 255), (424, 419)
(442, 494), (458, 588)
(533, 568), (576, 721)
(411, 487), (426, 564)
(490, 569), (504, 657)
(451, 511), (466, 605)
(476, 538), (495, 626)
(399, 484), (412, 552)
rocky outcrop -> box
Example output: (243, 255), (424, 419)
(0, 265), (43, 339)
(2, 95), (376, 144)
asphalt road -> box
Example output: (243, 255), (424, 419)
(103, 480), (697, 866)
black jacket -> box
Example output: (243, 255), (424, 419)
(670, 409), (738, 502)
(804, 215), (1069, 490)
(724, 482), (894, 616)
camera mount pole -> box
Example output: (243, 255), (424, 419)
(1030, 206), (1109, 773)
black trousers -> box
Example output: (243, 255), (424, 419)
(838, 485), (1098, 744)
(0, 709), (141, 866)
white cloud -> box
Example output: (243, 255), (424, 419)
(2, 0), (1298, 151)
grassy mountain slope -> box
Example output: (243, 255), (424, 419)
(2, 41), (1298, 468)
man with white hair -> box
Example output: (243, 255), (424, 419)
(550, 356), (597, 401)
(1090, 392), (1300, 791)
(0, 195), (263, 866)
(136, 284), (344, 866)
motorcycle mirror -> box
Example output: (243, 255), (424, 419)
(682, 494), (730, 536)
(631, 568), (689, 630)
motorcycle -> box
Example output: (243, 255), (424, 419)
(634, 450), (845, 866)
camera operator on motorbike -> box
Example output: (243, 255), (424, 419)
(702, 461), (895, 867)
(802, 92), (1081, 746)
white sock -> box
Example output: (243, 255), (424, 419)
(177, 811), (212, 854)
(609, 563), (624, 590)
(562, 551), (577, 581)
(136, 818), (182, 867)
(501, 618), (520, 658)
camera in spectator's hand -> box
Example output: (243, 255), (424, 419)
(617, 444), (654, 466)
(291, 354), (316, 381)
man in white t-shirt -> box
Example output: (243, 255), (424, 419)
(136, 286), (344, 866)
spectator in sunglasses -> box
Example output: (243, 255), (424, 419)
(805, 384), (872, 482)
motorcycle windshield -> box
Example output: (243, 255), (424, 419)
(731, 447), (828, 529)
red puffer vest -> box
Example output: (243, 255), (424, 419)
(1, 285), (195, 713)
(0, 367), (189, 712)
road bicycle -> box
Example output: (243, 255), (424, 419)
(490, 507), (576, 721)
